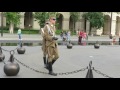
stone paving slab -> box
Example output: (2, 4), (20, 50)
(0, 45), (120, 78)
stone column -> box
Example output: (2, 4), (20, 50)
(86, 20), (90, 34)
(111, 20), (116, 36)
(79, 18), (84, 30)
(33, 19), (40, 30)
(3, 16), (6, 27)
(75, 21), (80, 31)
(19, 16), (24, 29)
(62, 18), (69, 30)
(0, 12), (6, 27)
(116, 20), (120, 36)
(111, 13), (117, 36)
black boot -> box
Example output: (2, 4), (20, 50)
(45, 59), (49, 70)
(48, 62), (57, 76)
(44, 58), (49, 70)
(43, 57), (47, 68)
(52, 60), (56, 65)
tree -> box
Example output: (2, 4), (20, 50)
(34, 12), (59, 28)
(4, 12), (21, 34)
(70, 12), (80, 32)
(82, 12), (104, 35)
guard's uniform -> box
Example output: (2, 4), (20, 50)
(44, 23), (59, 63)
(44, 23), (59, 76)
(41, 20), (50, 68)
(41, 28), (47, 57)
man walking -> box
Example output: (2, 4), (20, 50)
(41, 20), (49, 68)
(44, 16), (59, 76)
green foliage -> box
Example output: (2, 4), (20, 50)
(82, 12), (104, 29)
(34, 12), (58, 28)
(4, 12), (21, 25)
(0, 27), (39, 34)
(70, 12), (80, 22)
(55, 30), (62, 35)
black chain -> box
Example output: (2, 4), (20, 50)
(1, 47), (19, 53)
(14, 58), (48, 74)
(12, 47), (19, 52)
(1, 48), (10, 52)
(57, 67), (88, 75)
(93, 68), (114, 78)
(1, 58), (6, 65)
(14, 57), (87, 75)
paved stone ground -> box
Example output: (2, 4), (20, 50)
(0, 34), (119, 45)
(0, 45), (120, 78)
(0, 34), (119, 41)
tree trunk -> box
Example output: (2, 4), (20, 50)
(9, 22), (14, 34)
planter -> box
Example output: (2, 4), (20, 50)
(4, 55), (20, 76)
(17, 43), (26, 54)
(17, 48), (26, 54)
(94, 43), (100, 49)
(67, 41), (73, 49)
(4, 62), (20, 76)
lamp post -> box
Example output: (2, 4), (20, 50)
(1, 12), (3, 37)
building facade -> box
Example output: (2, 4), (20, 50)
(0, 12), (120, 36)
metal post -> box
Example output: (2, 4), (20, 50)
(86, 61), (93, 78)
(1, 12), (3, 37)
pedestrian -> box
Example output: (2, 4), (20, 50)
(17, 28), (22, 40)
(63, 32), (67, 41)
(60, 31), (63, 40)
(44, 15), (59, 76)
(67, 31), (71, 41)
(82, 31), (87, 41)
(78, 30), (83, 45)
(17, 28), (22, 47)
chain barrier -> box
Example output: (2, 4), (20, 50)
(1, 48), (11, 52)
(1, 47), (19, 53)
(92, 68), (114, 78)
(1, 58), (6, 65)
(14, 57), (49, 74)
(57, 67), (88, 75)
(14, 57), (87, 75)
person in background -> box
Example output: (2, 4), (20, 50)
(83, 31), (87, 41)
(63, 31), (67, 41)
(82, 31), (87, 46)
(78, 30), (83, 45)
(17, 28), (22, 40)
(67, 31), (71, 41)
(60, 31), (63, 40)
